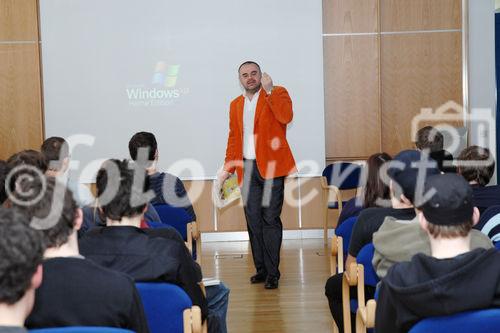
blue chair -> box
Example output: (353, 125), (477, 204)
(335, 216), (358, 259)
(136, 282), (202, 333)
(409, 308), (500, 332)
(30, 328), (134, 333)
(495, 241), (500, 250)
(322, 162), (363, 244)
(153, 204), (200, 262)
(341, 242), (379, 333)
(356, 243), (379, 288)
(353, 243), (379, 333)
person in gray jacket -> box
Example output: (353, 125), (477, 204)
(372, 214), (492, 279)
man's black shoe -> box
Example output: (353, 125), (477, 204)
(250, 273), (267, 284)
(264, 276), (279, 289)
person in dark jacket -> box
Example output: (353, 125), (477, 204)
(128, 131), (196, 222)
(11, 177), (149, 333)
(79, 159), (229, 333)
(376, 173), (500, 333)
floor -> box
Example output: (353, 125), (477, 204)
(201, 239), (333, 333)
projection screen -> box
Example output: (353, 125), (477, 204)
(39, 0), (325, 182)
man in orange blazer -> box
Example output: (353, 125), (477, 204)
(219, 61), (296, 289)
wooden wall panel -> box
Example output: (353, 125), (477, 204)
(323, 0), (378, 33)
(324, 35), (381, 159)
(216, 199), (247, 232)
(381, 0), (461, 32)
(281, 177), (300, 230)
(0, 0), (39, 41)
(380, 32), (462, 155)
(0, 43), (43, 159)
(183, 180), (214, 232)
(300, 177), (327, 229)
(216, 178), (300, 232)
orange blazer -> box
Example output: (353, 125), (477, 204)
(223, 86), (297, 184)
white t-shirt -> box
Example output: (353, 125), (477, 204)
(242, 90), (260, 160)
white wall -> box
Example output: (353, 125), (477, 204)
(468, 0), (497, 183)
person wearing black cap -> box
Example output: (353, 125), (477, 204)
(325, 150), (440, 332)
(375, 173), (500, 333)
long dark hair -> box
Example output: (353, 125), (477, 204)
(362, 152), (392, 208)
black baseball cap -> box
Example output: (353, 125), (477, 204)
(386, 150), (440, 204)
(417, 173), (474, 225)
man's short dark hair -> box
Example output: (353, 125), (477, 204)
(0, 207), (43, 304)
(7, 150), (48, 173)
(238, 61), (261, 73)
(96, 159), (149, 221)
(128, 132), (157, 165)
(11, 177), (78, 248)
(457, 145), (495, 186)
(6, 150), (48, 194)
(415, 126), (444, 152)
(41, 137), (69, 171)
(0, 160), (9, 204)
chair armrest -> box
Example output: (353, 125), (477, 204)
(186, 305), (203, 333)
(342, 263), (365, 333)
(186, 222), (194, 255)
(356, 299), (376, 333)
(191, 222), (202, 265)
(331, 235), (344, 275)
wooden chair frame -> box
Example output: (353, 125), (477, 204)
(186, 222), (202, 265)
(356, 299), (376, 333)
(183, 305), (204, 333)
(341, 263), (365, 333)
(321, 176), (343, 244)
(330, 235), (344, 275)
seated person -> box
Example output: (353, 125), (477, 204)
(79, 159), (229, 333)
(41, 136), (94, 207)
(457, 145), (500, 214)
(338, 152), (392, 225)
(0, 208), (43, 333)
(376, 174), (500, 333)
(11, 177), (148, 332)
(325, 150), (439, 333)
(373, 193), (492, 280)
(415, 125), (456, 173)
(128, 131), (196, 221)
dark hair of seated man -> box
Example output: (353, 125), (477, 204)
(41, 137), (70, 174)
(0, 207), (43, 331)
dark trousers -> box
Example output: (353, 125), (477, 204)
(325, 273), (375, 333)
(242, 159), (285, 278)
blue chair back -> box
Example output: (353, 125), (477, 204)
(322, 163), (363, 190)
(494, 241), (500, 250)
(30, 328), (134, 333)
(335, 216), (358, 256)
(409, 308), (500, 333)
(153, 204), (191, 240)
(136, 282), (192, 333)
(356, 243), (379, 287)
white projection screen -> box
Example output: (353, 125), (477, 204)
(39, 0), (325, 182)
